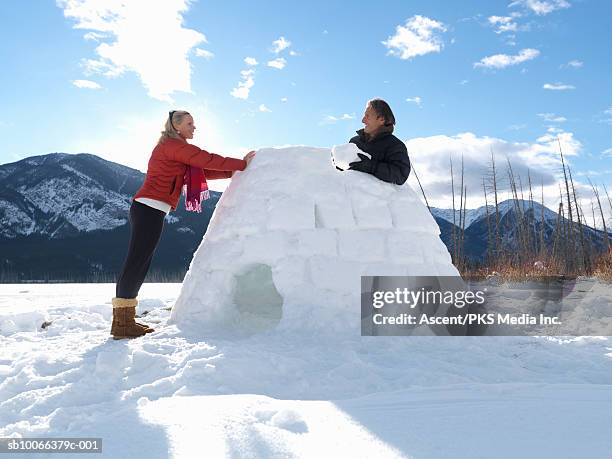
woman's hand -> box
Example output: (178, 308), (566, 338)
(231, 151), (256, 177)
(243, 150), (256, 166)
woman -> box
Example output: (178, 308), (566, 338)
(111, 110), (255, 339)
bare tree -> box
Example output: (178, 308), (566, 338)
(589, 179), (610, 253)
(568, 166), (590, 273)
(552, 201), (564, 264)
(460, 184), (467, 270)
(457, 155), (465, 266)
(540, 180), (546, 257)
(506, 158), (527, 263)
(603, 184), (612, 229)
(490, 148), (501, 262)
(412, 164), (431, 212)
(528, 170), (537, 255)
(450, 156), (457, 264)
(483, 177), (493, 264)
(558, 138), (575, 271)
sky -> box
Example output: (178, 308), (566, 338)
(1, 0), (611, 218)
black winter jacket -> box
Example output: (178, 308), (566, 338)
(349, 129), (411, 185)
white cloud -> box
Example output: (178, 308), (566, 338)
(604, 108), (612, 116)
(382, 15), (447, 60)
(267, 58), (287, 69)
(230, 69), (255, 100)
(72, 79), (102, 89)
(405, 130), (582, 208)
(509, 0), (570, 16)
(543, 82), (575, 90)
(488, 15), (518, 34)
(289, 50), (298, 56)
(81, 58), (122, 77)
(321, 113), (354, 124)
(195, 48), (214, 59)
(538, 113), (566, 123)
(57, 0), (206, 102)
(535, 131), (581, 154)
(271, 36), (291, 53)
(561, 59), (583, 69)
(602, 148), (612, 158)
(405, 96), (422, 107)
(258, 104), (271, 112)
(474, 48), (539, 69)
(281, 97), (288, 102)
(83, 31), (106, 41)
(244, 57), (258, 66)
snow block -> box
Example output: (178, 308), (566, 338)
(351, 199), (393, 229)
(268, 197), (314, 230)
(338, 230), (385, 262)
(293, 229), (337, 257)
(307, 255), (362, 292)
(314, 201), (355, 229)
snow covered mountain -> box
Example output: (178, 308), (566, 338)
(431, 199), (560, 230)
(0, 153), (143, 239)
(431, 199), (612, 262)
(429, 206), (489, 229)
(0, 153), (220, 281)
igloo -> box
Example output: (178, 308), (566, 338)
(170, 146), (460, 335)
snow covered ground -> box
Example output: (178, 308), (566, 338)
(1, 283), (612, 458)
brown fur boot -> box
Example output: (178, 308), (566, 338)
(111, 297), (154, 339)
(112, 297), (154, 332)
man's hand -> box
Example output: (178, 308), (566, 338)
(348, 153), (373, 173)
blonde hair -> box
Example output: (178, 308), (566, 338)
(157, 110), (191, 145)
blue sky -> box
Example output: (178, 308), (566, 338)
(1, 0), (610, 213)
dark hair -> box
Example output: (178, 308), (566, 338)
(368, 98), (395, 132)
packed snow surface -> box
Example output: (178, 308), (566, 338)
(1, 283), (612, 458)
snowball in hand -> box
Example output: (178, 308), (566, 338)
(331, 143), (370, 171)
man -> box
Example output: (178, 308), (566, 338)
(348, 99), (411, 185)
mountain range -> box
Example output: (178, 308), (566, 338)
(430, 199), (611, 264)
(1, 153), (610, 281)
(0, 153), (220, 281)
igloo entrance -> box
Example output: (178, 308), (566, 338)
(232, 263), (283, 333)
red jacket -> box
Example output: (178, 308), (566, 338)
(134, 138), (246, 210)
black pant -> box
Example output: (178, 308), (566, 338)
(116, 200), (165, 298)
